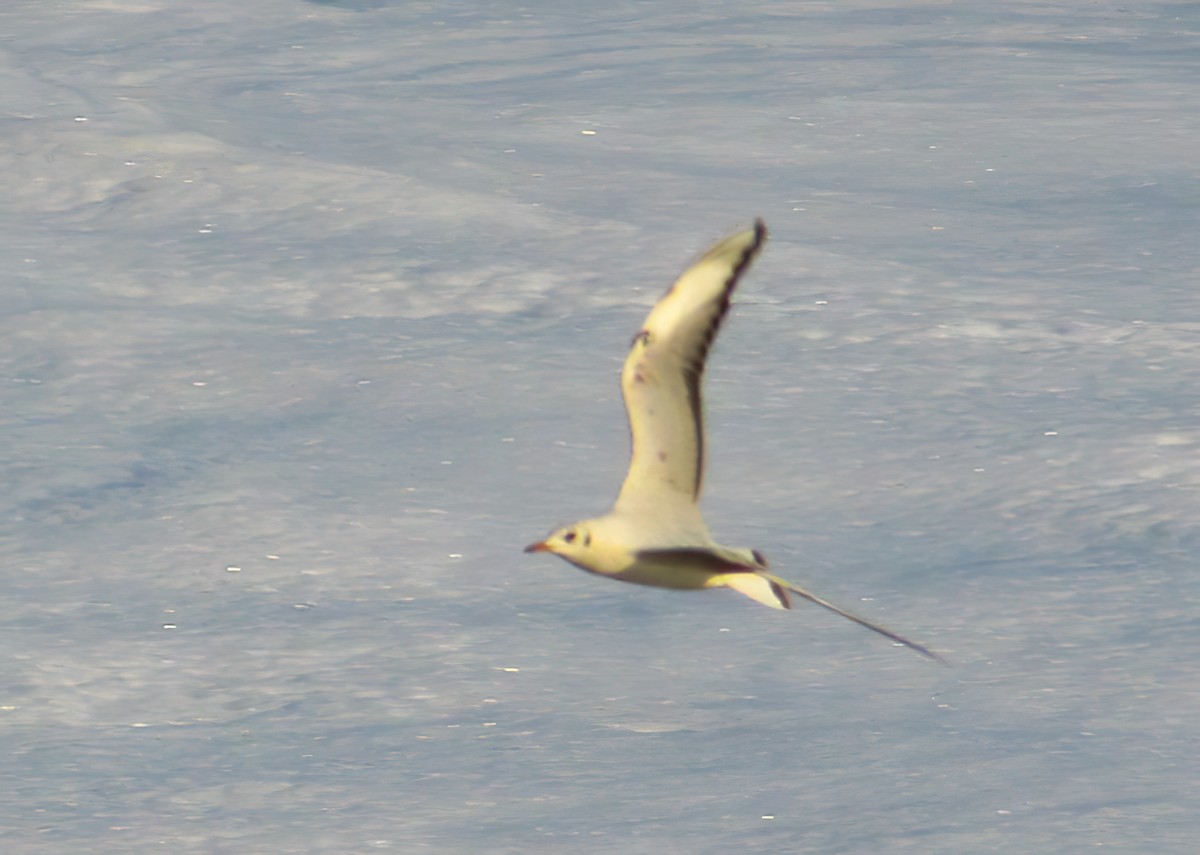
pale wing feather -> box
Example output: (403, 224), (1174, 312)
(614, 221), (767, 516)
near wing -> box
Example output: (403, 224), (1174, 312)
(614, 220), (767, 516)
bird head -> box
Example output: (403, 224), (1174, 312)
(524, 523), (593, 560)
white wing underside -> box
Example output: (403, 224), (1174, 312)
(613, 221), (767, 527)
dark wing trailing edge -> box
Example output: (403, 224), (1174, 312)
(634, 546), (765, 574)
(679, 218), (767, 500)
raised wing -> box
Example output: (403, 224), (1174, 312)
(613, 220), (767, 515)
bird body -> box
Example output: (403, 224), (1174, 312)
(526, 221), (941, 662)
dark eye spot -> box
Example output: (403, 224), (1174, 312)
(563, 531), (576, 544)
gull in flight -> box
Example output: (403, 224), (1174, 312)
(525, 220), (942, 662)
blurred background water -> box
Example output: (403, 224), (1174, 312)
(2, 0), (1198, 851)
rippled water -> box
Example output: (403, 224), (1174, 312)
(4, 1), (1198, 852)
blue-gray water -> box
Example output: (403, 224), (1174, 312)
(3, 1), (1198, 852)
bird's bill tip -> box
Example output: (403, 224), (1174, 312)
(523, 540), (551, 553)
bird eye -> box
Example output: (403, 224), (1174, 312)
(563, 531), (577, 543)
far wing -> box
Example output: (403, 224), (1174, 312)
(614, 220), (767, 514)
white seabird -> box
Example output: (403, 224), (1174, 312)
(525, 220), (941, 662)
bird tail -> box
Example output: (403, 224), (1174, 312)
(748, 573), (946, 664)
